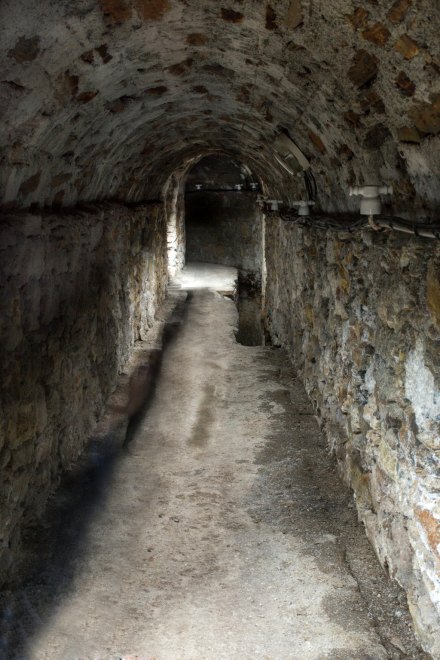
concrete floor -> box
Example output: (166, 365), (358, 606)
(171, 262), (237, 291)
(1, 265), (427, 659)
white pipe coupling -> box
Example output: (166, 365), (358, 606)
(266, 199), (283, 211)
(291, 200), (315, 216)
(349, 184), (393, 216)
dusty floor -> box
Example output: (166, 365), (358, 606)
(0, 265), (429, 659)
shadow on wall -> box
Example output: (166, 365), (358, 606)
(0, 203), (168, 591)
(0, 288), (190, 660)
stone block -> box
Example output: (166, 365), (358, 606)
(395, 71), (416, 96)
(397, 126), (421, 142)
(387, 0), (412, 24)
(409, 93), (440, 135)
(415, 507), (440, 560)
(98, 0), (132, 23)
(0, 203), (168, 589)
(135, 0), (171, 21)
(348, 50), (379, 88)
(362, 23), (391, 46)
(395, 34), (419, 59)
(348, 8), (369, 29)
(285, 0), (303, 29)
(427, 264), (440, 328)
(8, 36), (40, 63)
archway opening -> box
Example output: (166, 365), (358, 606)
(177, 154), (265, 346)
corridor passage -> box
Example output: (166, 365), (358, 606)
(3, 267), (424, 659)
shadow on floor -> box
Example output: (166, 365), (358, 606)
(0, 293), (191, 660)
(124, 292), (191, 448)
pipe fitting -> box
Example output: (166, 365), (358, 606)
(266, 199), (283, 211)
(349, 184), (393, 216)
(291, 200), (315, 216)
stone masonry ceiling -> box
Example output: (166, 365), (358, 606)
(0, 0), (439, 212)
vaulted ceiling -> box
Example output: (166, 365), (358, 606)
(0, 0), (439, 212)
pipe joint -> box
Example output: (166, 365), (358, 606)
(290, 200), (315, 216)
(349, 184), (393, 216)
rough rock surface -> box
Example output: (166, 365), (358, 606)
(0, 203), (167, 581)
(264, 217), (440, 656)
(1, 0), (440, 654)
(0, 0), (439, 212)
(164, 167), (186, 278)
(0, 281), (428, 659)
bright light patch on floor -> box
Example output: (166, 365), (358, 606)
(172, 262), (237, 292)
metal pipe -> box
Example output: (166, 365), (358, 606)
(375, 216), (440, 240)
(185, 188), (258, 194)
(277, 210), (440, 241)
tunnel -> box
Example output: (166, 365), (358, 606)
(0, 0), (440, 657)
(183, 155), (265, 345)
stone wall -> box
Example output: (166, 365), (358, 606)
(1, 1), (438, 212)
(0, 203), (168, 583)
(264, 216), (440, 657)
(186, 191), (262, 272)
(164, 171), (186, 278)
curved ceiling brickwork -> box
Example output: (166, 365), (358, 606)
(0, 0), (439, 212)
